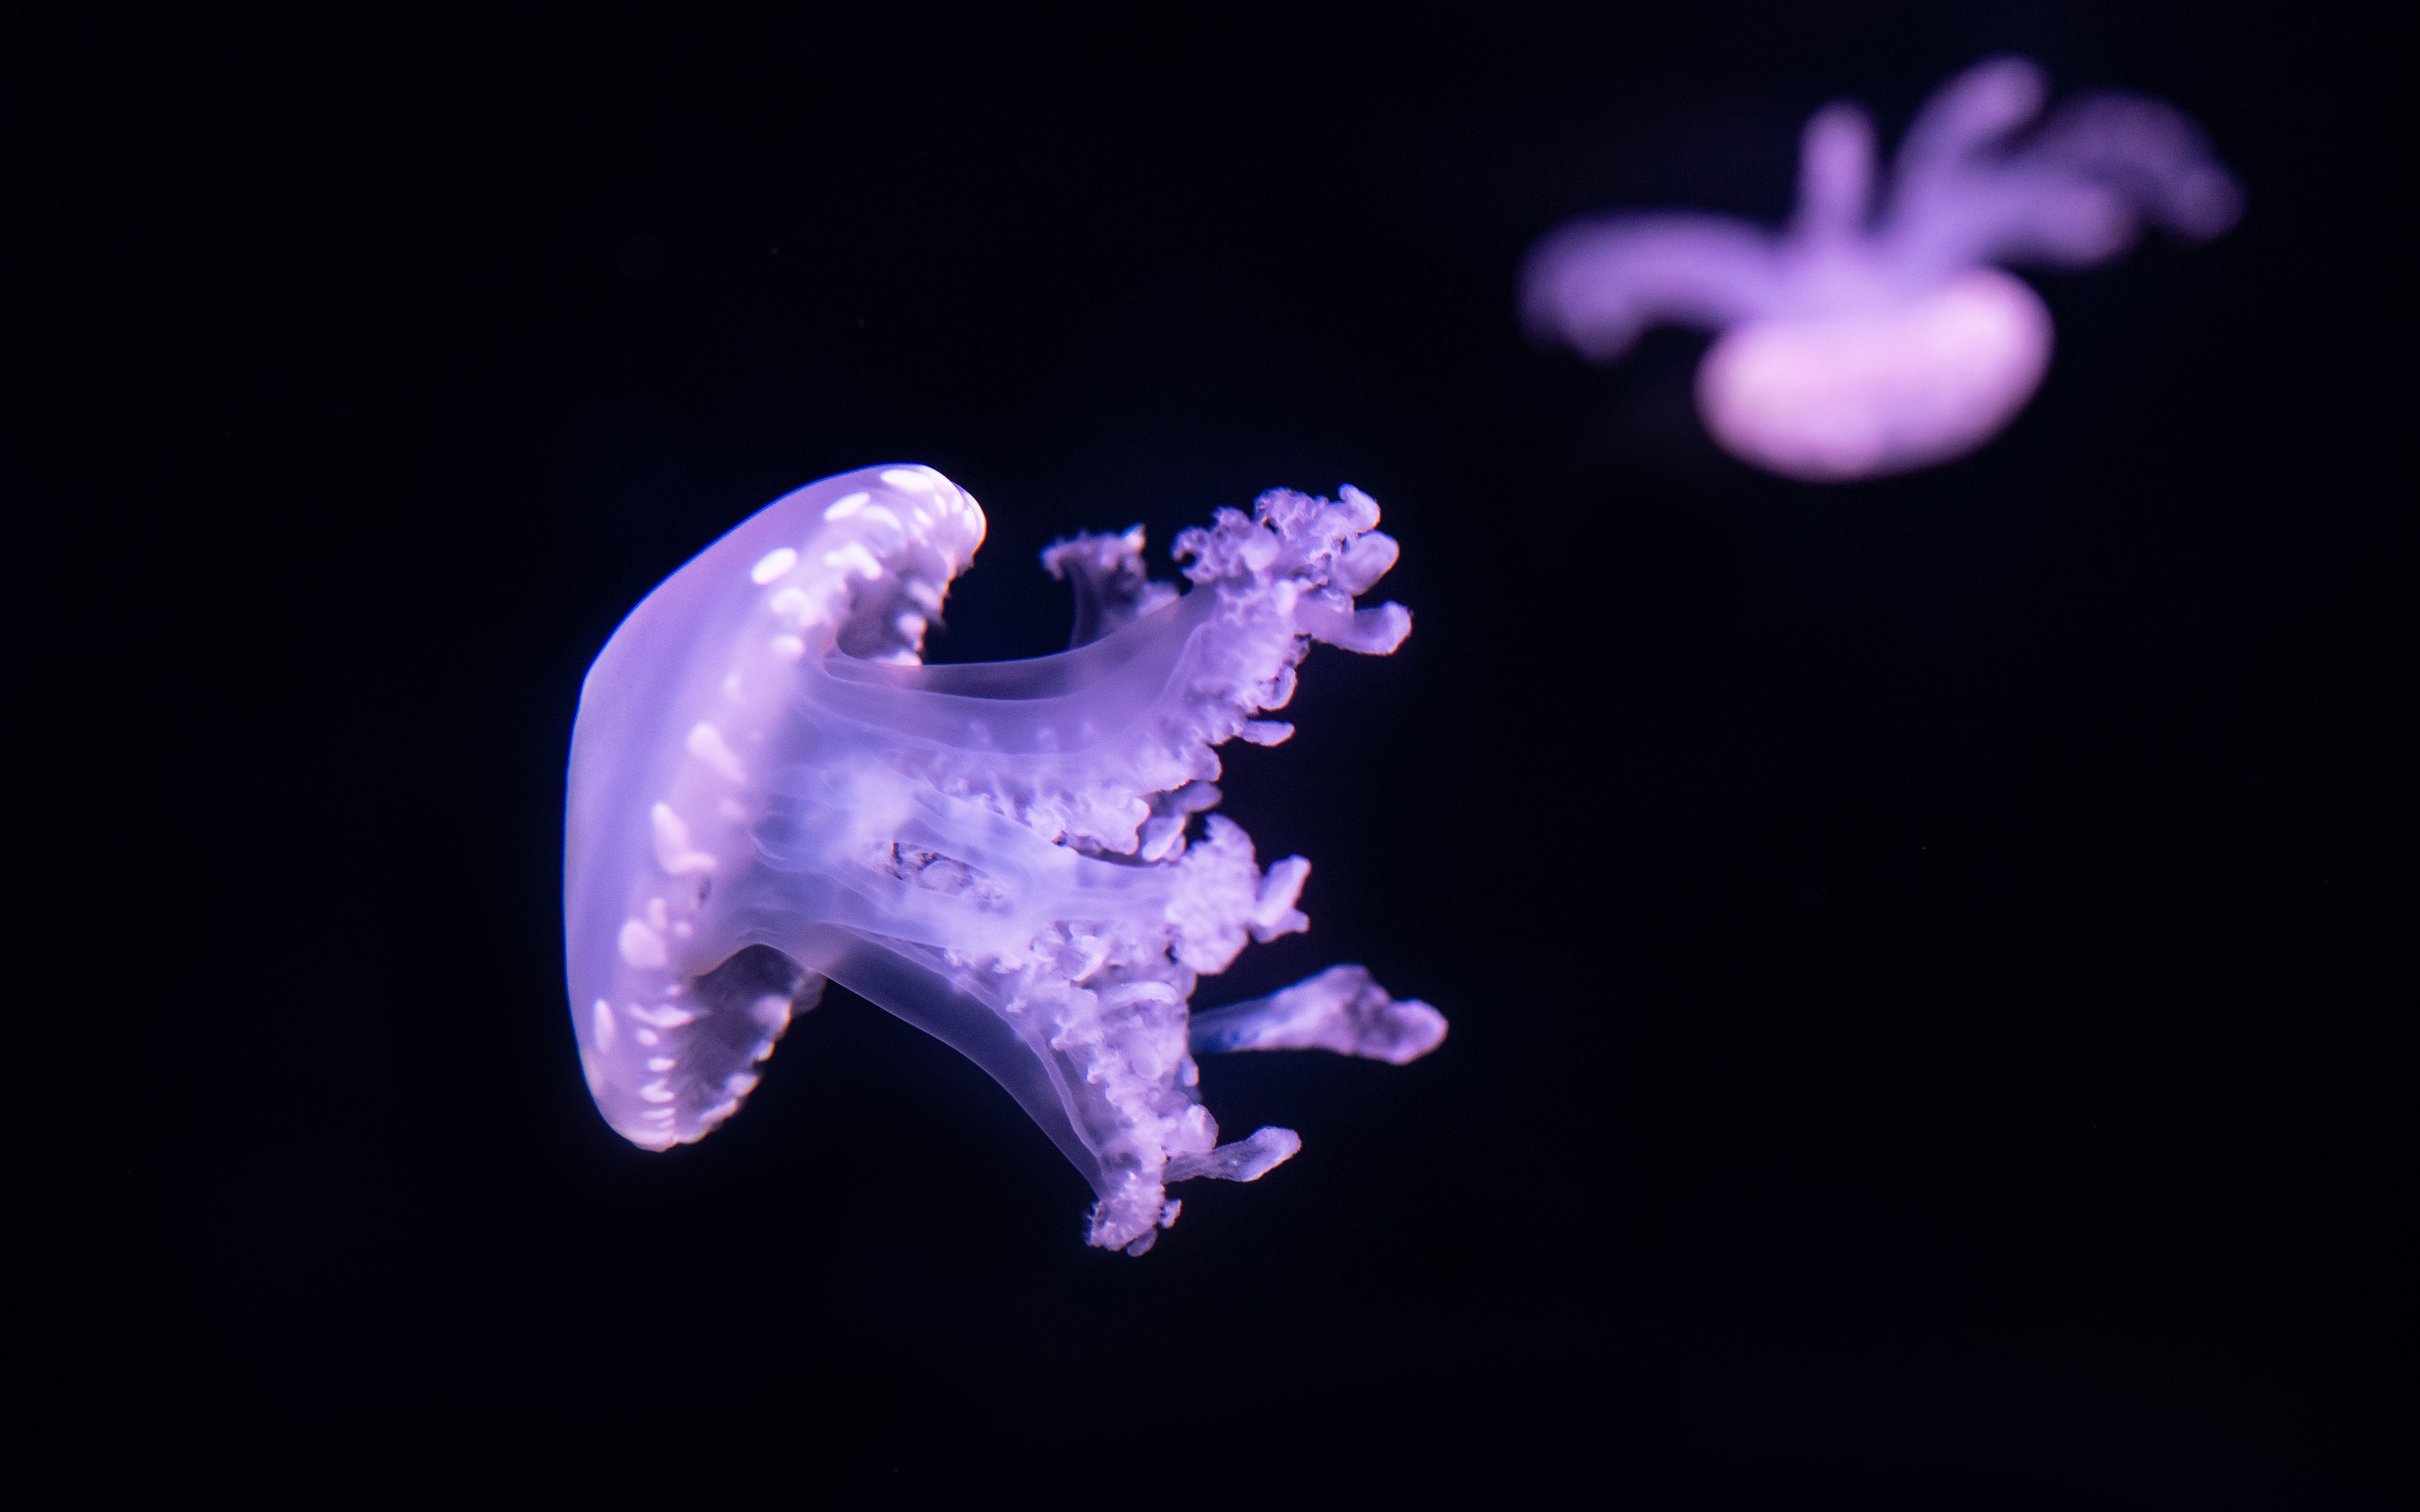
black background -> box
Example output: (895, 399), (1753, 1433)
(37, 2), (2408, 1503)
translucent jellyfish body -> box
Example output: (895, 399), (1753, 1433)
(564, 464), (1445, 1252)
(1522, 56), (2242, 481)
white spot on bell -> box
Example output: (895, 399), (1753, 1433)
(750, 546), (799, 584)
(618, 920), (668, 969)
(592, 999), (618, 1051)
(687, 723), (746, 782)
(822, 542), (883, 581)
(650, 803), (717, 875)
(880, 468), (936, 493)
(770, 634), (805, 660)
(823, 491), (870, 520)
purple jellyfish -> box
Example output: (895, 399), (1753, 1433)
(564, 464), (1444, 1253)
(1522, 56), (2242, 481)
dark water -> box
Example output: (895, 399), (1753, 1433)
(35, 2), (2406, 1503)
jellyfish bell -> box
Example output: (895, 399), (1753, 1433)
(1696, 266), (2053, 482)
(564, 462), (1444, 1253)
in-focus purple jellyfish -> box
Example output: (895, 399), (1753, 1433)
(565, 464), (1444, 1252)
(1522, 56), (2243, 481)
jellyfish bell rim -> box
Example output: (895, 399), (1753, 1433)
(1693, 267), (2054, 483)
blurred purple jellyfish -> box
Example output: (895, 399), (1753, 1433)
(1522, 56), (2242, 481)
(564, 464), (1444, 1253)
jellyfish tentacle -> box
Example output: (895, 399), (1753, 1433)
(1166, 1126), (1301, 1184)
(810, 929), (1115, 1189)
(1889, 54), (2049, 201)
(1521, 212), (1787, 360)
(2024, 92), (2245, 243)
(794, 488), (1410, 861)
(1879, 57), (2059, 278)
(1792, 103), (1879, 246)
(1043, 526), (1179, 649)
(1190, 965), (1448, 1065)
(1884, 68), (2244, 279)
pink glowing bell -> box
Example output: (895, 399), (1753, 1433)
(1695, 268), (2053, 481)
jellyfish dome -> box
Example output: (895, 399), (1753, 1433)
(564, 464), (1444, 1253)
(1521, 55), (2243, 481)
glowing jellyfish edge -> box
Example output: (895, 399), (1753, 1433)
(1521, 55), (2242, 481)
(563, 463), (1444, 1254)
